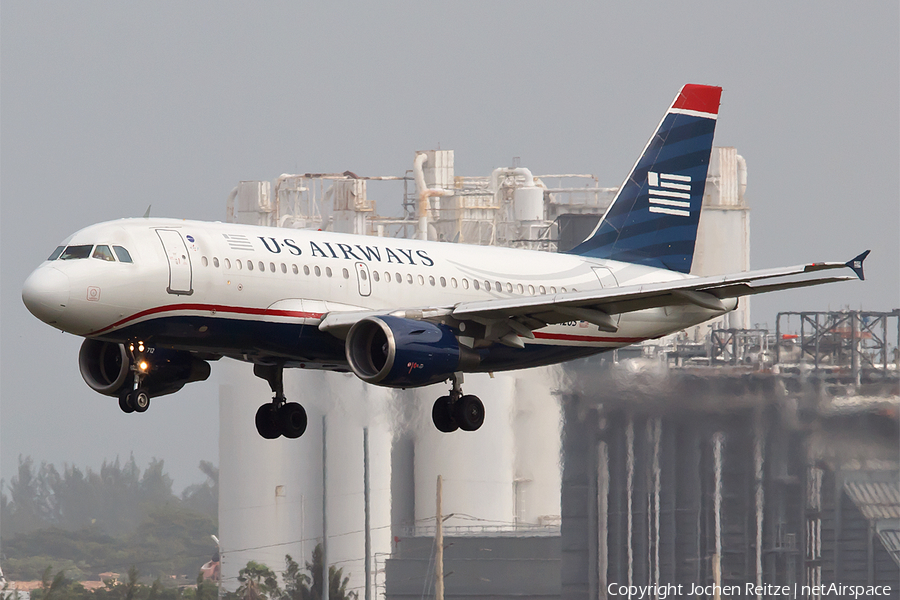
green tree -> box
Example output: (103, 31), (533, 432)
(235, 561), (280, 600)
(294, 545), (356, 600)
(280, 555), (310, 600)
(38, 565), (70, 600)
(181, 462), (218, 520)
(124, 566), (140, 600)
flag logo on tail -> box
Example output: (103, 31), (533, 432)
(648, 172), (692, 217)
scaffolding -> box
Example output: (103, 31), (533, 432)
(775, 310), (900, 385)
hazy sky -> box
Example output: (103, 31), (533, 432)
(2, 2), (898, 492)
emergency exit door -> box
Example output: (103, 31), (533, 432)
(355, 262), (371, 297)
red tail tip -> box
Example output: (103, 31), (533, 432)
(672, 84), (722, 115)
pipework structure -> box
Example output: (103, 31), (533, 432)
(219, 148), (844, 598)
(559, 357), (899, 599)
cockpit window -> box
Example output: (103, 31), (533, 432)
(92, 245), (116, 262)
(59, 245), (93, 260)
(113, 246), (133, 263)
(48, 246), (65, 261)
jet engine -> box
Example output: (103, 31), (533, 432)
(345, 316), (478, 388)
(78, 339), (211, 399)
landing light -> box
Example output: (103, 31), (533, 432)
(139, 361), (149, 372)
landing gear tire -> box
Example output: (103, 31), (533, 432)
(131, 389), (150, 413)
(255, 404), (282, 439)
(454, 394), (484, 431)
(118, 393), (135, 414)
(432, 396), (459, 433)
(279, 402), (308, 439)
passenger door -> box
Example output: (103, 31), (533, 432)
(156, 229), (193, 295)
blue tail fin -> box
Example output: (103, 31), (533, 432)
(568, 84), (722, 273)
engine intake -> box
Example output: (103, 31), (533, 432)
(345, 316), (478, 388)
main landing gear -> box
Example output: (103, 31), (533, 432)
(253, 364), (308, 439)
(431, 373), (484, 433)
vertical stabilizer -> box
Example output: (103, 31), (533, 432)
(568, 84), (722, 273)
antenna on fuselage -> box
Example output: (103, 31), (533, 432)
(143, 205), (152, 218)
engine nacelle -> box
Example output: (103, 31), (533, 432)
(78, 339), (211, 398)
(345, 316), (478, 388)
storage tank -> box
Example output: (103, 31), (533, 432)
(513, 186), (545, 223)
(218, 365), (393, 593)
(412, 373), (518, 529)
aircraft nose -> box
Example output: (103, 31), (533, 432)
(22, 266), (70, 324)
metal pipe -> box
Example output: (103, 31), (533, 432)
(322, 416), (329, 600)
(435, 475), (444, 600)
(364, 427), (371, 600)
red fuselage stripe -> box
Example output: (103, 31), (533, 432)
(92, 303), (325, 335)
(532, 331), (645, 344)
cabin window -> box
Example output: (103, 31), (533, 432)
(113, 246), (134, 263)
(539, 285), (546, 294)
(451, 278), (458, 288)
(428, 275), (435, 286)
(48, 246), (65, 261)
(236, 260), (243, 270)
(397, 272), (403, 283)
(281, 263), (287, 273)
(93, 245), (116, 262)
(314, 266), (321, 277)
(440, 276), (446, 287)
(550, 286), (557, 293)
(359, 270), (367, 281)
(247, 261), (254, 271)
(373, 271), (380, 282)
(417, 274), (424, 285)
(268, 262), (274, 273)
(462, 278), (469, 289)
(214, 257), (220, 268)
(473, 280), (480, 291)
(225, 258), (232, 269)
(560, 287), (567, 293)
(304, 265), (310, 276)
(384, 272), (391, 283)
(517, 283), (524, 294)
(326, 267), (332, 277)
(343, 268), (350, 279)
(506, 282), (513, 293)
(60, 245), (93, 260)
(292, 264), (298, 274)
(495, 281), (502, 292)
(201, 256), (209, 267)
(483, 281), (490, 292)
(406, 274), (413, 284)
(528, 285), (535, 295)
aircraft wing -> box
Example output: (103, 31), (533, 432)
(320, 251), (869, 341)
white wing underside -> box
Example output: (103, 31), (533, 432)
(319, 258), (861, 343)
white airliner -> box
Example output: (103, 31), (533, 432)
(22, 84), (868, 439)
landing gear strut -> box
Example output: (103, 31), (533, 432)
(118, 342), (151, 414)
(254, 364), (308, 439)
(431, 373), (484, 433)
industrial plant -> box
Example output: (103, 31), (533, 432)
(217, 150), (898, 599)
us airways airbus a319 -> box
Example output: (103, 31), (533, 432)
(22, 84), (869, 439)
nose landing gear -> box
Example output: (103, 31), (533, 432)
(253, 364), (308, 439)
(118, 342), (151, 414)
(431, 373), (484, 433)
